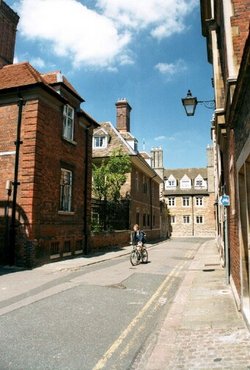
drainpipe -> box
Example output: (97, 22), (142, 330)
(9, 98), (25, 265)
(192, 195), (194, 236)
(83, 125), (89, 254)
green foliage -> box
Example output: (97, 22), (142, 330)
(92, 148), (131, 202)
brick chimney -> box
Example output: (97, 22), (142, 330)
(115, 99), (132, 132)
(0, 0), (19, 68)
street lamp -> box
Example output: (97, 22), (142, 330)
(181, 90), (215, 116)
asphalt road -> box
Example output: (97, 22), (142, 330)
(0, 238), (209, 370)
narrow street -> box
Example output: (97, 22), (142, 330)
(1, 238), (250, 370)
(0, 238), (203, 370)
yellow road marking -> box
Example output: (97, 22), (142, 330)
(92, 263), (184, 370)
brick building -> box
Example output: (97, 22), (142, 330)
(0, 63), (98, 266)
(92, 99), (165, 241)
(0, 0), (19, 67)
(152, 147), (215, 237)
(200, 0), (250, 325)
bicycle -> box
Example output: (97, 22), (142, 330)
(130, 241), (148, 266)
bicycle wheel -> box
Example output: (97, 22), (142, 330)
(130, 250), (139, 266)
(141, 248), (148, 263)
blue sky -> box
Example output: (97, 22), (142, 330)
(8, 0), (214, 169)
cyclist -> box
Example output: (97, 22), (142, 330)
(131, 224), (146, 246)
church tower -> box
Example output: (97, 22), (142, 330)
(0, 0), (19, 67)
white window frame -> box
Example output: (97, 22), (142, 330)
(168, 196), (175, 207)
(182, 196), (190, 207)
(180, 175), (191, 189)
(165, 175), (176, 189)
(183, 215), (190, 224)
(60, 168), (73, 212)
(63, 104), (74, 141)
(93, 135), (107, 149)
(170, 215), (176, 224)
(196, 196), (203, 206)
(196, 216), (204, 224)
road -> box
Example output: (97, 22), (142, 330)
(0, 238), (209, 370)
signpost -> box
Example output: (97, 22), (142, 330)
(219, 194), (230, 284)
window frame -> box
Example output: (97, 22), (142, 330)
(63, 104), (75, 142)
(196, 196), (203, 206)
(168, 196), (175, 207)
(182, 196), (190, 207)
(93, 135), (107, 149)
(59, 168), (73, 213)
(196, 215), (204, 224)
(170, 215), (176, 224)
(183, 215), (190, 224)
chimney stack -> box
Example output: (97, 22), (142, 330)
(115, 99), (132, 132)
(0, 0), (19, 68)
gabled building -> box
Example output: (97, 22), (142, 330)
(92, 99), (164, 240)
(0, 62), (98, 266)
(152, 146), (215, 237)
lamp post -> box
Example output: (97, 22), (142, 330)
(181, 90), (215, 116)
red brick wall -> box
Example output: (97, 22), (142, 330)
(0, 1), (19, 66)
(0, 93), (93, 266)
(231, 0), (250, 66)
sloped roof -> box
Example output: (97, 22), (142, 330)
(164, 167), (207, 180)
(42, 71), (84, 101)
(0, 62), (46, 89)
(92, 121), (135, 158)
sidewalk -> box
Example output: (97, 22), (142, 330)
(0, 244), (132, 304)
(134, 239), (250, 370)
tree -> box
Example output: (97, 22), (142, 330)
(92, 148), (131, 231)
(93, 148), (131, 202)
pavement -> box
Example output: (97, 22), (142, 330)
(133, 239), (250, 370)
(1, 239), (250, 369)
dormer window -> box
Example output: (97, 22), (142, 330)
(63, 104), (74, 141)
(94, 136), (107, 148)
(180, 175), (191, 189)
(194, 175), (207, 189)
(165, 175), (176, 189)
(93, 128), (109, 149)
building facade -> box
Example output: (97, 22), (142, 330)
(200, 0), (250, 325)
(92, 99), (165, 241)
(152, 147), (216, 237)
(0, 63), (98, 266)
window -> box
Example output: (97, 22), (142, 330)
(196, 196), (203, 206)
(153, 214), (156, 227)
(196, 216), (204, 224)
(136, 212), (140, 225)
(168, 197), (175, 206)
(165, 175), (176, 189)
(147, 214), (150, 227)
(63, 105), (74, 141)
(135, 171), (139, 191)
(194, 175), (207, 189)
(143, 176), (148, 194)
(183, 215), (190, 224)
(170, 215), (176, 224)
(60, 169), (73, 212)
(182, 196), (190, 207)
(180, 175), (191, 189)
(143, 213), (146, 227)
(93, 136), (107, 148)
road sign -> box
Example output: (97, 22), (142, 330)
(219, 194), (230, 207)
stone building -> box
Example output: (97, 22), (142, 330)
(152, 147), (216, 237)
(200, 0), (250, 325)
(92, 99), (165, 241)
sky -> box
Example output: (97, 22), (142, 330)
(8, 0), (214, 169)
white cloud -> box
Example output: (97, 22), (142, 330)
(16, 0), (197, 70)
(154, 135), (166, 141)
(97, 0), (198, 39)
(155, 59), (187, 79)
(17, 0), (131, 69)
(29, 57), (46, 69)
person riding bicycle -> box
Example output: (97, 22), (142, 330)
(131, 224), (146, 246)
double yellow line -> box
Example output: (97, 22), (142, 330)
(93, 258), (188, 370)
